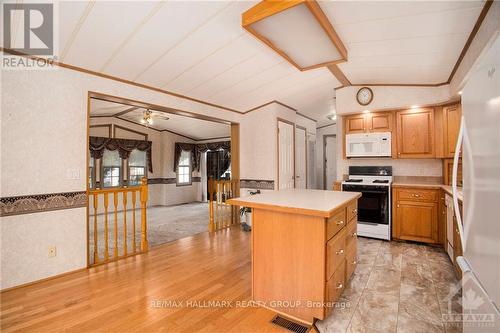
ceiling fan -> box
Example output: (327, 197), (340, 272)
(140, 109), (169, 126)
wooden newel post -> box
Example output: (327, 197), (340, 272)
(140, 177), (149, 252)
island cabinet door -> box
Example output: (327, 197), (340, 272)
(345, 221), (357, 281)
(326, 228), (346, 280)
(325, 260), (346, 317)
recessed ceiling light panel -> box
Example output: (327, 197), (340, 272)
(242, 0), (347, 71)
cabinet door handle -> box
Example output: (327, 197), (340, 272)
(397, 204), (400, 208)
(336, 220), (344, 226)
(352, 232), (357, 237)
(352, 209), (357, 213)
(352, 260), (357, 265)
(336, 249), (344, 255)
(336, 283), (343, 289)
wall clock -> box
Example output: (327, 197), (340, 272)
(356, 87), (373, 106)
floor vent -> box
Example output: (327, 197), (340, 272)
(271, 315), (310, 333)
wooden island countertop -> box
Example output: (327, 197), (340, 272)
(227, 189), (361, 218)
(227, 189), (361, 325)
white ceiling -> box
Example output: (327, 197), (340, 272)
(59, 1), (484, 124)
(90, 98), (230, 141)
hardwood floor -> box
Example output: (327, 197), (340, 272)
(0, 228), (284, 332)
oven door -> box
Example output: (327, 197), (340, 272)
(342, 184), (389, 225)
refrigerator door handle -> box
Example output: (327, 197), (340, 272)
(452, 116), (466, 249)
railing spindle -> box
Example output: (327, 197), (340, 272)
(93, 193), (99, 264)
(104, 192), (109, 261)
(123, 191), (128, 256)
(114, 192), (118, 258)
(132, 190), (137, 253)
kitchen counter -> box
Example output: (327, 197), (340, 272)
(391, 176), (463, 202)
(227, 189), (361, 324)
(227, 189), (361, 218)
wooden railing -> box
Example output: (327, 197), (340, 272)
(208, 178), (240, 231)
(88, 178), (148, 266)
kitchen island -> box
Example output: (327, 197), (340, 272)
(227, 189), (361, 325)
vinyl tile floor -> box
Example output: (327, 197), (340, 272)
(316, 237), (462, 333)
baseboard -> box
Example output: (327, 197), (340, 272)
(0, 267), (87, 293)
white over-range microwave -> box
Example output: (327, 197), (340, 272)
(345, 132), (392, 158)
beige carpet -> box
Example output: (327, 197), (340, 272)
(89, 202), (209, 264)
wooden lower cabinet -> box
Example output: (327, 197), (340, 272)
(325, 261), (346, 317)
(393, 187), (439, 244)
(326, 228), (346, 280)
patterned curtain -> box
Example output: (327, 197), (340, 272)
(89, 136), (153, 172)
(174, 141), (230, 172)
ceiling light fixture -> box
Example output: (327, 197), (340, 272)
(327, 113), (337, 121)
(141, 110), (154, 126)
(242, 0), (347, 71)
(363, 110), (370, 114)
(411, 105), (419, 109)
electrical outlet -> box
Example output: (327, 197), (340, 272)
(48, 246), (57, 258)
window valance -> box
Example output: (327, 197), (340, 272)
(174, 141), (230, 172)
(89, 136), (153, 173)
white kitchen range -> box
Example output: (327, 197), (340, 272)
(342, 166), (392, 240)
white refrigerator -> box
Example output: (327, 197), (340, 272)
(455, 34), (500, 332)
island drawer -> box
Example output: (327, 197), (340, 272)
(396, 188), (438, 202)
(327, 209), (346, 240)
(345, 220), (357, 250)
(326, 228), (346, 280)
(347, 201), (358, 223)
(345, 242), (357, 282)
(325, 260), (345, 316)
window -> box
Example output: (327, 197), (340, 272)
(89, 154), (95, 189)
(102, 150), (121, 188)
(128, 149), (147, 186)
(177, 150), (191, 185)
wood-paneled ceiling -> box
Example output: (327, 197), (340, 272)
(90, 98), (230, 141)
(57, 1), (485, 123)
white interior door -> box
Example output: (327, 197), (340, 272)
(307, 134), (316, 189)
(324, 135), (337, 190)
(278, 121), (294, 189)
(295, 127), (306, 189)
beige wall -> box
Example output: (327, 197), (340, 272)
(0, 63), (315, 289)
(240, 103), (316, 189)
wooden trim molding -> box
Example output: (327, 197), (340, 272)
(447, 0), (493, 83)
(316, 123), (336, 130)
(328, 64), (351, 86)
(89, 124), (112, 138)
(1, 47), (316, 122)
(0, 191), (87, 217)
(113, 124), (148, 140)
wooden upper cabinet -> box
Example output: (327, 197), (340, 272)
(345, 115), (366, 133)
(345, 112), (392, 134)
(396, 108), (435, 158)
(443, 104), (462, 158)
(367, 112), (392, 132)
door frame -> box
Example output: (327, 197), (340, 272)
(295, 125), (307, 188)
(277, 118), (295, 190)
(323, 134), (337, 190)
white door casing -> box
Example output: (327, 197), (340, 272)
(278, 120), (294, 190)
(295, 127), (306, 189)
(324, 135), (337, 190)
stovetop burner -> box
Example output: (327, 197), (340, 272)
(373, 179), (389, 184)
(345, 179), (363, 183)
